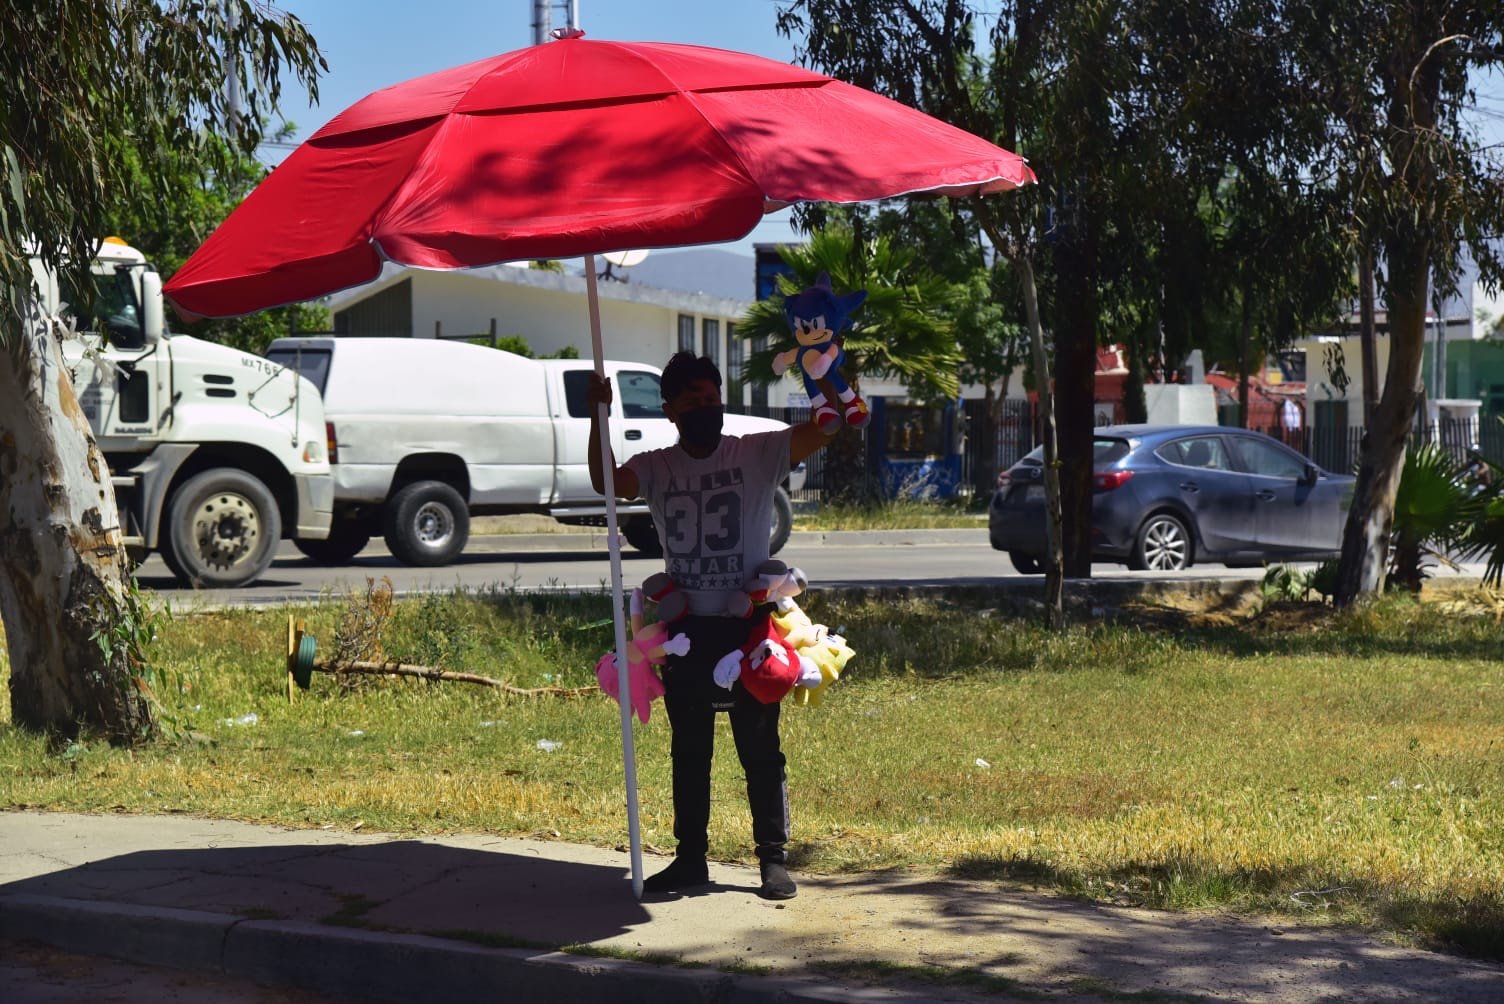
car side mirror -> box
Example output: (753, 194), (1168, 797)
(1301, 463), (1319, 485)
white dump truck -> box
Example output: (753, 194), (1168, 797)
(30, 238), (333, 587)
(264, 336), (802, 566)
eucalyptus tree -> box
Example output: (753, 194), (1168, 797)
(737, 226), (962, 502)
(1282, 0), (1504, 605)
(0, 1), (323, 741)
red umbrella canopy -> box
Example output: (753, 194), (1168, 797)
(165, 32), (1034, 318)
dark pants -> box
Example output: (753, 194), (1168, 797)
(661, 613), (789, 864)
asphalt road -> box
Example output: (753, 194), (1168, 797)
(0, 940), (361, 1004)
(133, 528), (1305, 608)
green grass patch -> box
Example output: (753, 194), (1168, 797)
(810, 958), (1038, 997)
(4, 585), (1504, 959)
(793, 496), (987, 530)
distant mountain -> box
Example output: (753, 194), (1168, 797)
(605, 248), (756, 301)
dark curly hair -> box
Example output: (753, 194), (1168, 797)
(660, 351), (722, 402)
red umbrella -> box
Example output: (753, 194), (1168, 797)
(164, 29), (1034, 897)
(165, 31), (1032, 316)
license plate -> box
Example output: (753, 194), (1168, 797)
(1024, 484), (1044, 502)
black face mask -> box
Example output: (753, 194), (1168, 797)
(677, 405), (725, 450)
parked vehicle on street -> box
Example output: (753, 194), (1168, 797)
(265, 337), (801, 566)
(31, 238), (333, 587)
(989, 425), (1355, 572)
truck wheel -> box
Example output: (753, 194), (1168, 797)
(161, 469), (282, 588)
(622, 516), (662, 556)
(384, 480), (469, 566)
(769, 487), (793, 556)
(294, 517), (371, 565)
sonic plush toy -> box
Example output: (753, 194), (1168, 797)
(774, 273), (869, 433)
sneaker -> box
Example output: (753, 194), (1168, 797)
(642, 856), (710, 894)
(758, 861), (798, 900)
(812, 403), (841, 433)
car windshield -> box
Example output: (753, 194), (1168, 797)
(266, 347), (331, 394)
(1018, 437), (1131, 467)
(60, 267), (143, 347)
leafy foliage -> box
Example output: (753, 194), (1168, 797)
(0, 1), (326, 336)
(105, 127), (328, 354)
(86, 579), (178, 740)
(736, 226), (963, 403)
(1389, 445), (1497, 593)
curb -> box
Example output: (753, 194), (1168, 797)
(422, 527), (991, 554)
(0, 893), (924, 1004)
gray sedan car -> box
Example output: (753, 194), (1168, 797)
(989, 425), (1355, 572)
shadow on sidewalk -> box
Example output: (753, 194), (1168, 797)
(2, 839), (649, 948)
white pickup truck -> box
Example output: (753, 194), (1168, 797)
(264, 337), (802, 566)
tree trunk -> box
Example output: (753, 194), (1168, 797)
(1333, 243), (1428, 607)
(1237, 293), (1252, 428)
(1017, 255), (1065, 629)
(0, 305), (152, 742)
(1359, 247), (1379, 429)
(1333, 19), (1443, 609)
(1052, 223), (1098, 579)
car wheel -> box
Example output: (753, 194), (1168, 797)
(383, 480), (469, 566)
(1130, 513), (1192, 571)
(294, 516), (372, 565)
(622, 515), (662, 556)
(161, 468), (282, 588)
(769, 487), (793, 556)
(1009, 551), (1044, 574)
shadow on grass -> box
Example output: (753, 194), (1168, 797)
(946, 852), (1504, 962)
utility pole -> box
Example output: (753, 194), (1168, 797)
(532, 0), (550, 45)
(533, 0), (579, 45)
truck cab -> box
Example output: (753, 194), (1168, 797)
(35, 238), (333, 587)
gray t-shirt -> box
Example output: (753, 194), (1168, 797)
(625, 428), (794, 616)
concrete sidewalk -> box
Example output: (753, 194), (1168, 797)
(2, 812), (1501, 1003)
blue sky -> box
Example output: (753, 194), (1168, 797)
(269, 1), (806, 256)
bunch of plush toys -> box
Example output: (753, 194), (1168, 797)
(594, 574), (689, 724)
(712, 560), (854, 706)
(774, 273), (870, 434)
(597, 564), (855, 719)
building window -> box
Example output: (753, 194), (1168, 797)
(726, 323), (744, 407)
(751, 334), (768, 409)
(702, 318), (720, 365)
(727, 323), (743, 378)
(678, 314), (695, 353)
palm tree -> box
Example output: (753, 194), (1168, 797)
(1388, 445), (1495, 593)
(736, 227), (963, 503)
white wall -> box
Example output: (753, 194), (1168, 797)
(1144, 384), (1218, 425)
(411, 271), (678, 363)
(369, 268), (801, 407)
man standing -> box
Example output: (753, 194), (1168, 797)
(587, 352), (834, 899)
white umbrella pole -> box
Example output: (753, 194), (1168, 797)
(585, 254), (645, 900)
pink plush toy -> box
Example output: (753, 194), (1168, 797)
(596, 584), (689, 724)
